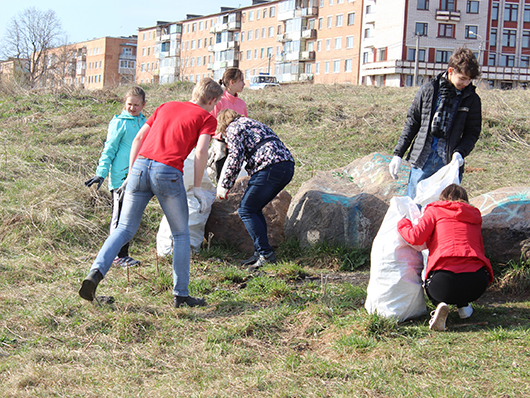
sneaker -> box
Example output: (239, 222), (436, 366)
(174, 296), (206, 308)
(114, 256), (140, 268)
(457, 304), (474, 319)
(248, 252), (277, 272)
(429, 302), (449, 331)
(241, 252), (259, 266)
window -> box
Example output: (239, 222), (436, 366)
(315, 62), (320, 75)
(249, 11), (254, 21)
(405, 75), (414, 87)
(254, 49), (258, 59)
(364, 28), (371, 38)
(378, 48), (386, 61)
(345, 59), (352, 72)
(262, 27), (266, 38)
(333, 60), (340, 73)
(504, 4), (518, 22)
(346, 35), (354, 49)
(257, 9), (261, 19)
(465, 25), (478, 39)
(435, 50), (451, 63)
(492, 2), (499, 21)
(523, 31), (530, 49)
(241, 32), (245, 42)
(318, 18), (323, 29)
(438, 24), (454, 38)
(246, 50), (251, 60)
(317, 40), (322, 52)
(261, 48), (265, 59)
(502, 29), (516, 47)
(329, 0), (333, 5)
(415, 22), (428, 36)
(467, 1), (479, 13)
(525, 5), (530, 23)
(490, 28), (497, 46)
(248, 30), (253, 40)
(255, 29), (259, 40)
(336, 14), (343, 27)
(440, 0), (455, 12)
(192, 23), (197, 32)
(363, 52), (369, 64)
(269, 26), (274, 37)
(417, 0), (429, 10)
(328, 16), (332, 28)
(366, 5), (372, 14)
(263, 8), (267, 18)
(347, 12), (355, 25)
(325, 61), (330, 74)
(326, 39), (331, 50)
(521, 56), (530, 68)
(270, 6), (275, 17)
(305, 63), (312, 74)
(277, 25), (282, 35)
(335, 37), (342, 49)
(500, 54), (515, 67)
(488, 54), (496, 66)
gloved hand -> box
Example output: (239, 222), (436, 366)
(452, 152), (464, 167)
(84, 176), (104, 190)
(193, 187), (209, 213)
(116, 176), (129, 202)
(389, 156), (402, 180)
(216, 185), (229, 200)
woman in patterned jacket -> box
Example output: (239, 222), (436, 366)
(215, 109), (295, 271)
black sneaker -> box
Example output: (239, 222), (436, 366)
(240, 252), (259, 266)
(174, 296), (206, 308)
(248, 252), (277, 272)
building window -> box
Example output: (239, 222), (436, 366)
(415, 22), (428, 36)
(317, 40), (322, 52)
(405, 75), (414, 87)
(378, 48), (386, 61)
(270, 6), (275, 17)
(254, 49), (258, 59)
(261, 48), (265, 58)
(315, 62), (320, 74)
(525, 5), (530, 23)
(465, 25), (478, 39)
(363, 52), (369, 64)
(327, 16), (332, 28)
(438, 24), (454, 38)
(263, 8), (268, 18)
(325, 61), (330, 74)
(241, 32), (245, 42)
(366, 5), (372, 14)
(347, 12), (355, 25)
(346, 35), (354, 49)
(435, 50), (451, 63)
(490, 28), (497, 46)
(335, 37), (342, 49)
(326, 39), (331, 51)
(407, 48), (426, 62)
(417, 0), (429, 10)
(467, 1), (479, 13)
(336, 14), (343, 27)
(440, 0), (455, 12)
(364, 28), (372, 38)
(345, 59), (352, 72)
(492, 2), (499, 21)
(248, 30), (253, 40)
(488, 54), (496, 66)
(521, 56), (530, 68)
(249, 11), (254, 21)
(333, 60), (340, 73)
(257, 9), (261, 19)
(262, 27), (266, 38)
(500, 55), (515, 67)
(523, 31), (530, 49)
(504, 4), (518, 22)
(246, 50), (251, 60)
(255, 29), (259, 40)
(502, 29), (517, 47)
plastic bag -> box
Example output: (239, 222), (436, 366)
(413, 158), (461, 207)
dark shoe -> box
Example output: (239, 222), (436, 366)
(79, 269), (103, 301)
(248, 252), (277, 272)
(240, 252), (259, 266)
(174, 296), (206, 308)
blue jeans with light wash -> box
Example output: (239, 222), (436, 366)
(238, 161), (295, 256)
(90, 158), (191, 297)
(407, 150), (445, 199)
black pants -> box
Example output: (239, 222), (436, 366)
(424, 267), (489, 308)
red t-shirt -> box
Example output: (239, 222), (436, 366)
(139, 101), (217, 172)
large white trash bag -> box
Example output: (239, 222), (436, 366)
(157, 149), (216, 256)
(364, 159), (461, 321)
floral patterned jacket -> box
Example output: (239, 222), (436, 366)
(219, 117), (294, 190)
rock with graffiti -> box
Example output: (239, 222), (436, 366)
(470, 187), (530, 263)
(285, 153), (410, 249)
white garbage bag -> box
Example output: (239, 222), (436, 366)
(364, 159), (461, 321)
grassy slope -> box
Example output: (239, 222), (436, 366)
(0, 83), (529, 397)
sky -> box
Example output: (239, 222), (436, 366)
(0, 0), (248, 50)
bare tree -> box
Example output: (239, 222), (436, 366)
(3, 7), (63, 87)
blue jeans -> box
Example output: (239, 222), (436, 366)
(407, 150), (446, 199)
(90, 158), (191, 297)
(238, 161), (295, 256)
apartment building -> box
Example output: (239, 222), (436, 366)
(137, 25), (160, 84)
(0, 58), (27, 83)
(45, 36), (137, 89)
(182, 15), (217, 82)
(314, 0), (363, 84)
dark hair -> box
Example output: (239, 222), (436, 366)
(439, 184), (469, 203)
(448, 47), (481, 79)
(219, 68), (244, 87)
(124, 86), (146, 103)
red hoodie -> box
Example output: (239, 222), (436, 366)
(397, 201), (494, 283)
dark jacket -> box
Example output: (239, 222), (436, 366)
(393, 73), (482, 169)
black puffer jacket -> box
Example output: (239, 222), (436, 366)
(393, 73), (482, 169)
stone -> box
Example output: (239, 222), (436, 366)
(470, 187), (530, 262)
(205, 176), (292, 254)
(285, 153), (410, 249)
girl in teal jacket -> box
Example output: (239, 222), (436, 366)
(85, 87), (146, 267)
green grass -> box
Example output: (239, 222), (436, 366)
(0, 82), (529, 397)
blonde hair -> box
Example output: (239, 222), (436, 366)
(191, 78), (224, 104)
(216, 109), (241, 137)
(124, 86), (146, 103)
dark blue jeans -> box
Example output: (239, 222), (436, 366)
(238, 161), (295, 256)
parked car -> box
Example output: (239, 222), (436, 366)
(248, 74), (281, 90)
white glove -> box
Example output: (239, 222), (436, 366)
(216, 185), (229, 200)
(116, 176), (129, 202)
(193, 187), (209, 213)
(389, 156), (402, 180)
(452, 152), (464, 167)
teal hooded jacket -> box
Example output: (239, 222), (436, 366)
(95, 110), (146, 191)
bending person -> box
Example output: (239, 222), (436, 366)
(215, 109), (295, 271)
(397, 184), (494, 331)
(80, 78), (224, 308)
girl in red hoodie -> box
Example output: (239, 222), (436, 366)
(397, 184), (494, 331)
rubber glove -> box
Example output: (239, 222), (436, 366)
(389, 156), (402, 180)
(116, 176), (129, 202)
(193, 187), (209, 213)
(84, 176), (104, 190)
(217, 185), (229, 200)
(452, 152), (464, 167)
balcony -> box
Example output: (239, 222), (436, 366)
(277, 32), (295, 43)
(435, 9), (461, 22)
(277, 9), (295, 22)
(161, 34), (171, 42)
(227, 21), (241, 31)
(207, 63), (214, 70)
(212, 41), (240, 52)
(300, 51), (315, 61)
(120, 54), (136, 61)
(301, 7), (318, 17)
(301, 29), (317, 40)
(119, 67), (135, 74)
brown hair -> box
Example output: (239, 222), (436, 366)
(191, 78), (224, 104)
(439, 184), (469, 203)
(124, 86), (146, 103)
(218, 68), (244, 88)
(448, 47), (481, 79)
(216, 109), (241, 137)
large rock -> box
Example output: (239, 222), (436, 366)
(470, 187), (530, 262)
(205, 176), (291, 254)
(285, 153), (410, 249)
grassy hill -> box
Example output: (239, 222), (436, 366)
(0, 82), (529, 397)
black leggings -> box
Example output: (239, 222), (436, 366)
(424, 267), (490, 308)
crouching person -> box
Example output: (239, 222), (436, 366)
(397, 184), (494, 331)
(79, 78), (224, 308)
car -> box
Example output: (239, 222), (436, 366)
(248, 74), (281, 90)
